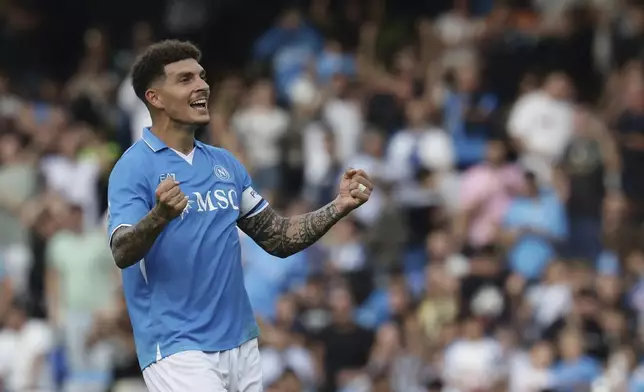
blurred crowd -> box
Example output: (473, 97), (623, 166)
(1, 0), (644, 391)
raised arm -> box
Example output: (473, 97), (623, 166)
(237, 200), (343, 258)
(237, 168), (373, 258)
(108, 173), (188, 269)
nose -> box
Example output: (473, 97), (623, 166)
(195, 76), (209, 92)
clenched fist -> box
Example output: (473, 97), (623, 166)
(335, 168), (373, 214)
(153, 178), (188, 221)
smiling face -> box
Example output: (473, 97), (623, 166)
(145, 58), (210, 126)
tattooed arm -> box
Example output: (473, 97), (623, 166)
(110, 210), (169, 269)
(237, 200), (346, 258)
(237, 168), (374, 258)
(110, 178), (188, 269)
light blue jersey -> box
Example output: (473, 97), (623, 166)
(107, 128), (267, 370)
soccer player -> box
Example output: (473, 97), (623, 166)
(107, 40), (373, 392)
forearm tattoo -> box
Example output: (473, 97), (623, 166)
(110, 210), (168, 269)
(238, 202), (344, 258)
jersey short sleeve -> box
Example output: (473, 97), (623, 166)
(228, 153), (268, 220)
(107, 154), (153, 245)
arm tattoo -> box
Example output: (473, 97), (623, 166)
(238, 201), (344, 258)
(110, 210), (168, 269)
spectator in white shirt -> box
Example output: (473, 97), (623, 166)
(232, 80), (290, 193)
(0, 299), (55, 392)
(434, 9), (484, 70)
(527, 261), (573, 331)
(327, 218), (367, 274)
(508, 72), (574, 183)
(303, 125), (340, 206)
(117, 74), (151, 144)
(40, 126), (102, 229)
(345, 130), (387, 226)
(593, 345), (639, 392)
(322, 75), (364, 165)
(442, 316), (504, 392)
(509, 341), (554, 392)
(0, 73), (23, 120)
(387, 99), (454, 183)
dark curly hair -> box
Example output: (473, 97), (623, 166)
(131, 40), (202, 104)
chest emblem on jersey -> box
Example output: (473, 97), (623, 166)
(214, 165), (231, 181)
(159, 173), (176, 183)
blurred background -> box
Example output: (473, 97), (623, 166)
(0, 0), (644, 391)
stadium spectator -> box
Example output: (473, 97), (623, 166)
(45, 205), (117, 392)
(0, 299), (55, 391)
(508, 72), (575, 183)
(232, 79), (289, 194)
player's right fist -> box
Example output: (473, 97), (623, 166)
(153, 178), (188, 221)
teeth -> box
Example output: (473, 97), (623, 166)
(191, 99), (207, 105)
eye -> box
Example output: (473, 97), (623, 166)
(179, 74), (192, 83)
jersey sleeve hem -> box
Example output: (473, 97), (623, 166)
(239, 186), (267, 219)
(240, 199), (268, 220)
(109, 223), (133, 246)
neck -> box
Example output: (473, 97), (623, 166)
(151, 117), (196, 154)
(333, 315), (354, 329)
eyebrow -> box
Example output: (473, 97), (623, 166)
(175, 70), (206, 80)
(175, 71), (193, 80)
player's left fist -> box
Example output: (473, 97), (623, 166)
(335, 168), (373, 214)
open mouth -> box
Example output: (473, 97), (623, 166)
(189, 99), (208, 110)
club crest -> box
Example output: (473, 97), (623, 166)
(214, 165), (231, 181)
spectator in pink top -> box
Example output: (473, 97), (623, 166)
(455, 135), (525, 248)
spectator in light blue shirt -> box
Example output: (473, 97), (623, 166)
(252, 8), (323, 100)
(630, 364), (644, 392)
(550, 329), (602, 392)
(444, 63), (498, 169)
(597, 250), (620, 277)
(242, 232), (310, 321)
(355, 272), (410, 330)
(501, 172), (568, 280)
(355, 288), (389, 329)
(315, 38), (356, 86)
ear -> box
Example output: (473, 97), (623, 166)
(145, 89), (164, 110)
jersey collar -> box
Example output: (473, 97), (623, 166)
(141, 127), (204, 153)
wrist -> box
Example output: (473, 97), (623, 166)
(150, 205), (171, 224)
(332, 196), (352, 217)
